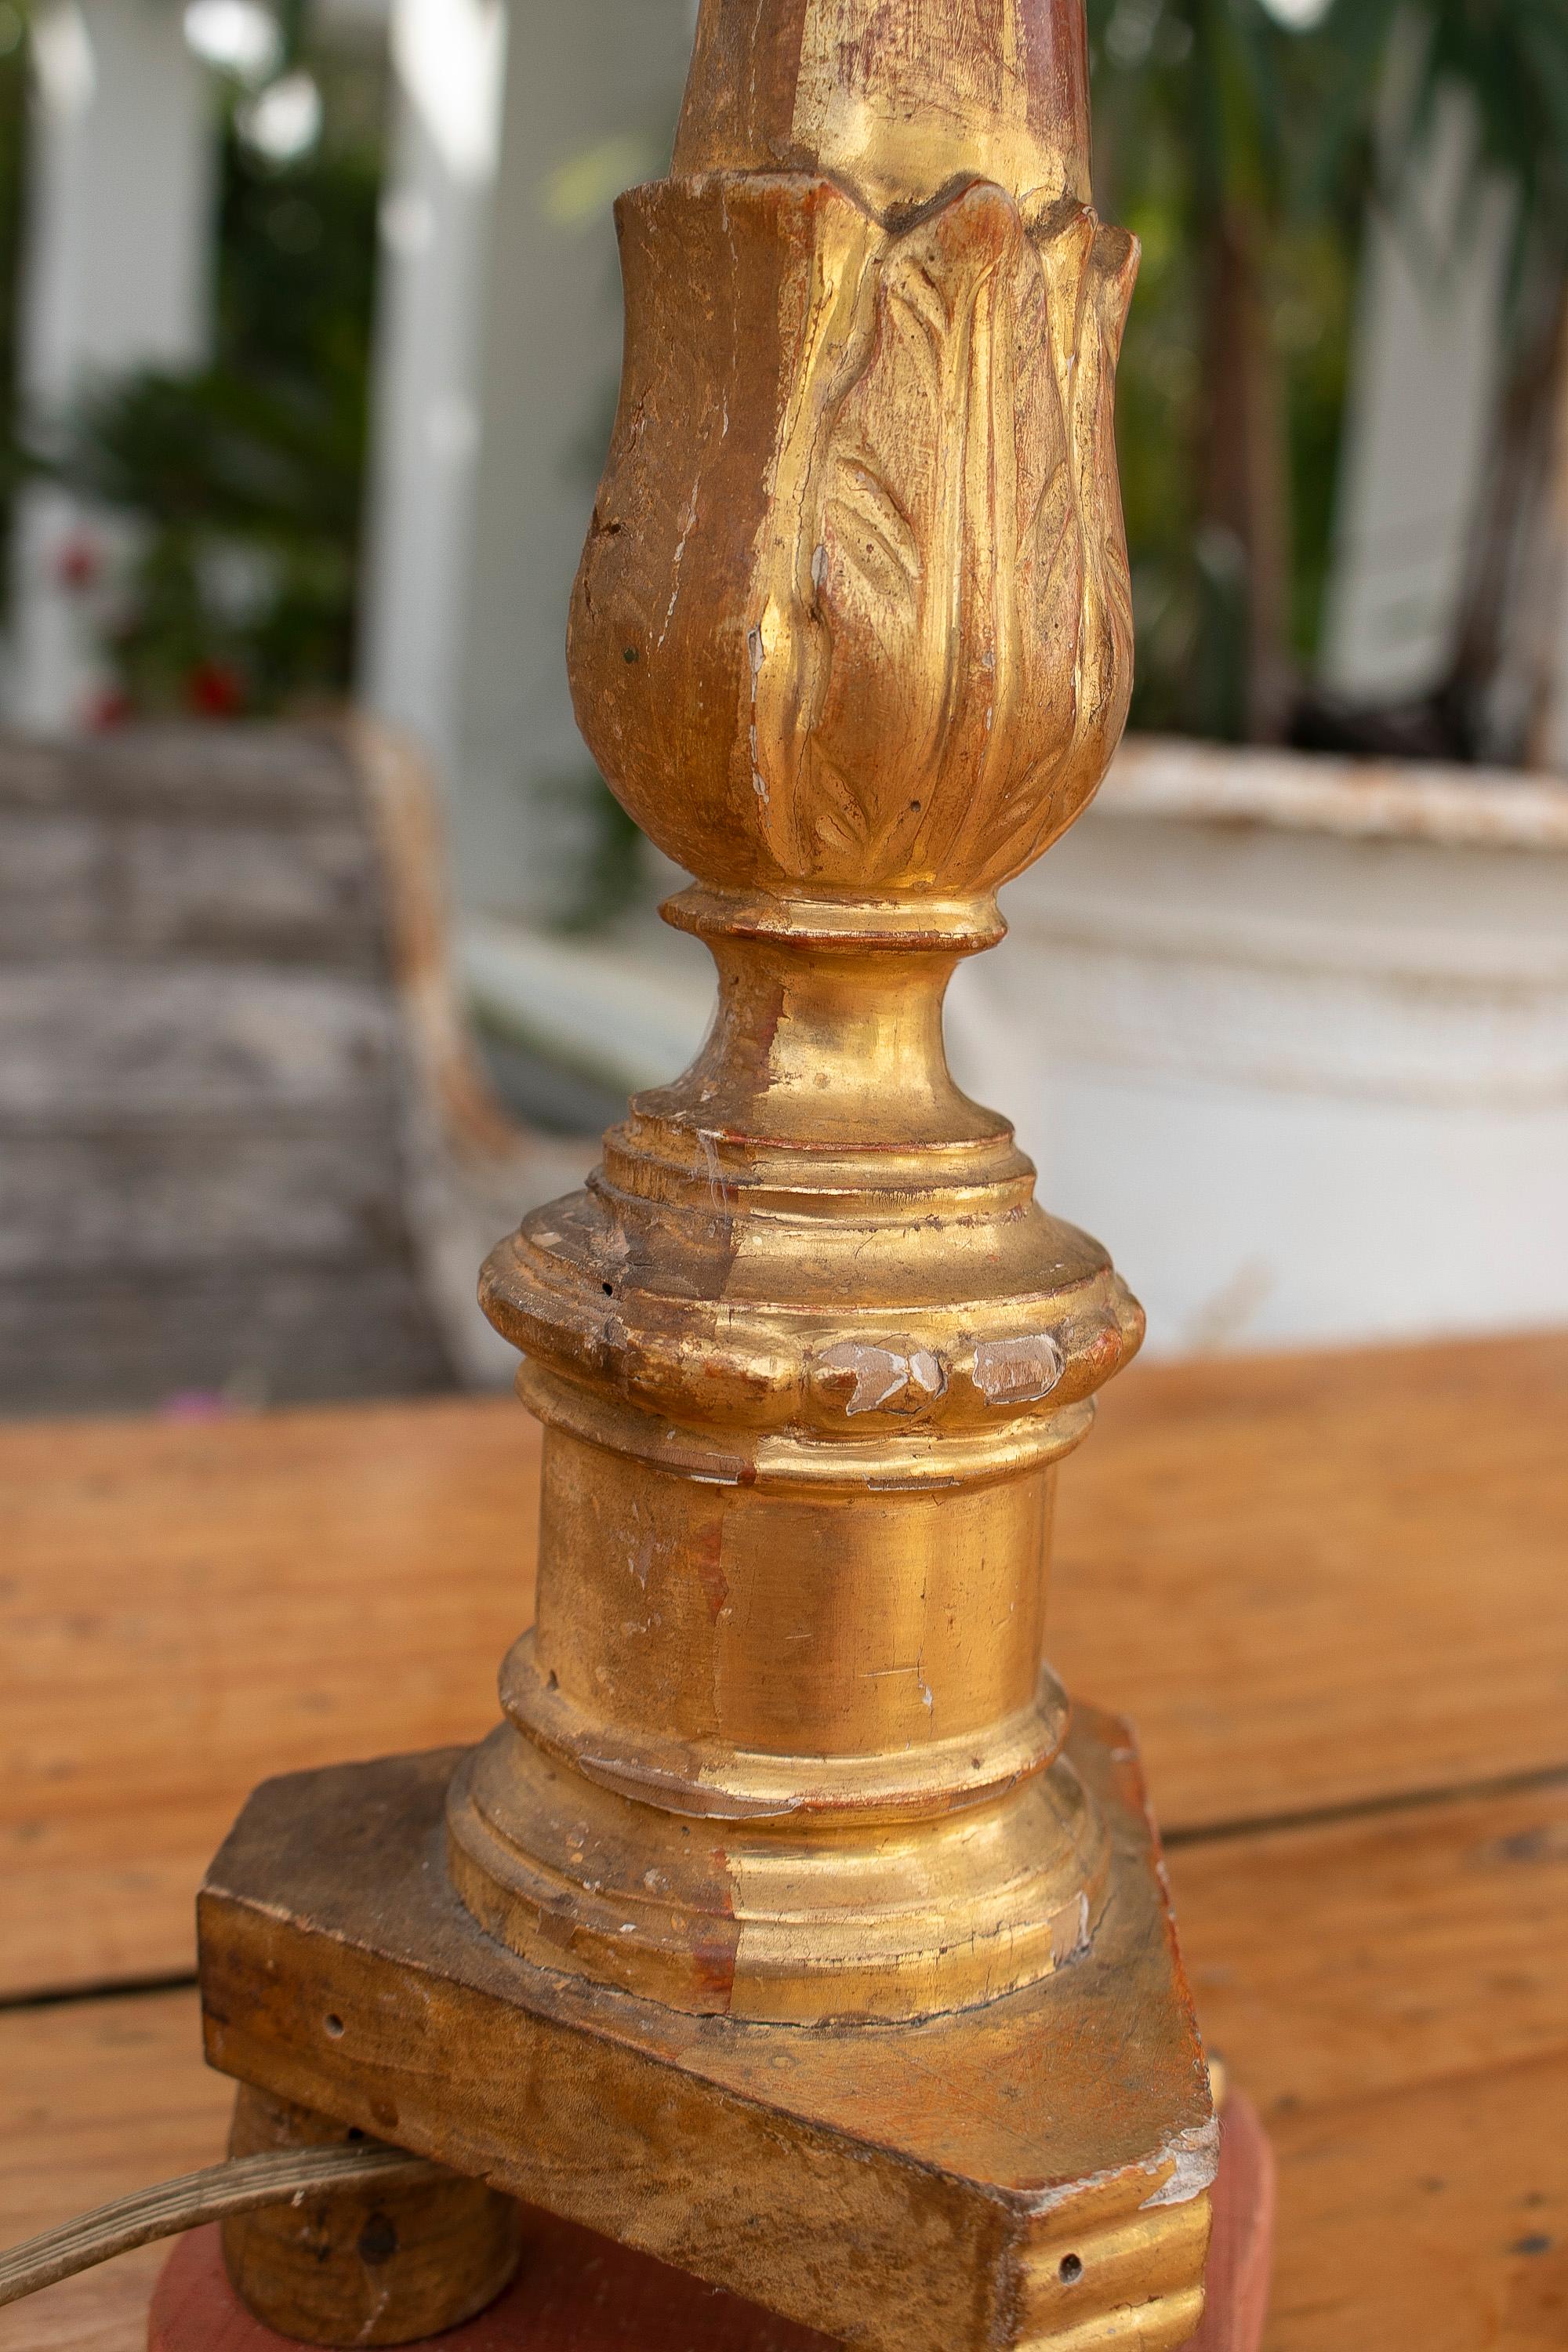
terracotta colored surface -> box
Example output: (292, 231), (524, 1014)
(5, 1330), (1566, 2002)
(147, 2217), (836, 2352)
(1189, 2096), (1275, 2352)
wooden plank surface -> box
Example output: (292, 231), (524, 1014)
(0, 1991), (232, 2352)
(5, 1773), (1565, 2352)
(5, 1330), (1567, 2001)
(1053, 1328), (1568, 1832)
(0, 1399), (532, 2001)
(1167, 1779), (1568, 2350)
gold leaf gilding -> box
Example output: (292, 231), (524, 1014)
(572, 172), (1137, 900)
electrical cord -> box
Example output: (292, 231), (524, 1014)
(0, 2141), (440, 2310)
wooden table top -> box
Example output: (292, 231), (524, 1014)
(3, 1330), (1566, 2350)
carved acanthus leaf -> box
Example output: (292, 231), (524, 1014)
(568, 169), (1135, 902)
(750, 180), (1138, 892)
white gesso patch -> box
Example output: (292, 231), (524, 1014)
(1019, 2113), (1221, 2221)
(1142, 2116), (1222, 2209)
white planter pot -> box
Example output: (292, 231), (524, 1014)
(946, 739), (1568, 1356)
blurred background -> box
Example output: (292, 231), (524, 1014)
(1, 0), (1566, 1414)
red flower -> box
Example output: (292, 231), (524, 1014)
(85, 685), (133, 731)
(184, 659), (246, 718)
(56, 532), (103, 593)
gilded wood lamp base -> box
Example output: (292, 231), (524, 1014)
(197, 1714), (1211, 2352)
(189, 4), (1231, 2347)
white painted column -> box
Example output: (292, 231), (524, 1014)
(358, 0), (506, 794)
(1319, 79), (1513, 706)
(1537, 380), (1568, 771)
(7, 0), (215, 731)
(359, 0), (696, 923)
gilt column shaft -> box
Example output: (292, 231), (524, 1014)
(448, 0), (1144, 2030)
